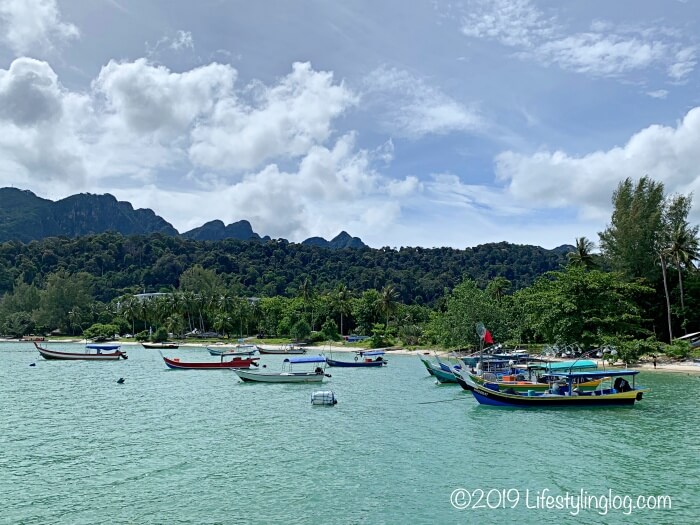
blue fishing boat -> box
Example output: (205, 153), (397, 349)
(208, 344), (259, 356)
(462, 370), (648, 407)
(326, 350), (387, 367)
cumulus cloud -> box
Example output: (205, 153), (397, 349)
(93, 58), (235, 138)
(189, 61), (358, 170)
(0, 0), (78, 55)
(363, 67), (483, 138)
(0, 58), (89, 187)
(459, 0), (696, 80)
(496, 106), (700, 221)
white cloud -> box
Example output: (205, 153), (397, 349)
(0, 0), (78, 55)
(495, 106), (700, 221)
(93, 58), (235, 138)
(364, 67), (482, 138)
(460, 0), (554, 47)
(458, 0), (696, 80)
(170, 30), (194, 50)
(646, 89), (669, 99)
(189, 61), (358, 170)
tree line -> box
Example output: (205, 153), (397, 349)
(0, 177), (698, 361)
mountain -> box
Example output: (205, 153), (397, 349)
(0, 188), (365, 248)
(0, 188), (178, 242)
(182, 220), (270, 242)
(302, 231), (367, 249)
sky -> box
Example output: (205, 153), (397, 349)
(0, 0), (699, 250)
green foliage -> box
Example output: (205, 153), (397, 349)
(2, 311), (35, 337)
(370, 323), (391, 348)
(515, 267), (653, 348)
(152, 327), (169, 342)
(321, 318), (340, 341)
(664, 340), (692, 359)
(83, 323), (119, 340)
(290, 319), (311, 341)
(135, 330), (149, 341)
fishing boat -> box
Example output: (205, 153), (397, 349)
(142, 342), (179, 349)
(160, 351), (259, 370)
(34, 341), (128, 361)
(418, 355), (460, 383)
(461, 370), (648, 407)
(257, 343), (307, 355)
(208, 344), (259, 356)
(326, 350), (387, 367)
(233, 355), (328, 383)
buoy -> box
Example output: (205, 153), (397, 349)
(311, 390), (337, 406)
(117, 378), (125, 384)
(29, 363), (36, 367)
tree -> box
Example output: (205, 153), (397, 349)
(34, 271), (94, 333)
(331, 284), (352, 336)
(567, 237), (596, 270)
(378, 284), (400, 328)
(486, 277), (512, 302)
(599, 176), (665, 282)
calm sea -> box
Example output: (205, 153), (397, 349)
(1, 342), (698, 524)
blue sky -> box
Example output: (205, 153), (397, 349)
(0, 0), (699, 249)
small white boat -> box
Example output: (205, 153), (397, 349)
(233, 355), (328, 383)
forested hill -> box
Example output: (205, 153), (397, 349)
(0, 232), (569, 304)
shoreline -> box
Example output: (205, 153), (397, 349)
(6, 338), (700, 373)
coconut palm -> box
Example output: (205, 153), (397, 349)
(331, 284), (352, 336)
(568, 237), (596, 269)
(378, 284), (400, 329)
(668, 224), (700, 332)
(486, 277), (512, 303)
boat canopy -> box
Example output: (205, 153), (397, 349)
(359, 350), (385, 356)
(86, 344), (121, 350)
(527, 359), (597, 371)
(283, 355), (327, 364)
(555, 369), (640, 379)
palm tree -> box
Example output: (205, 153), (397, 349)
(331, 284), (352, 336)
(668, 224), (700, 332)
(378, 284), (400, 329)
(298, 277), (314, 328)
(659, 251), (673, 343)
(568, 237), (596, 269)
(486, 277), (511, 303)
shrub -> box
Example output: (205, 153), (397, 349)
(152, 327), (168, 343)
(664, 340), (692, 360)
(83, 323), (119, 341)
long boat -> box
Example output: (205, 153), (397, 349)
(208, 344), (259, 356)
(257, 344), (307, 355)
(234, 355), (327, 383)
(461, 370), (648, 407)
(160, 352), (259, 370)
(418, 355), (459, 383)
(142, 342), (179, 349)
(326, 350), (387, 367)
(34, 341), (128, 361)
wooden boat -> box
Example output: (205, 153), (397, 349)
(326, 350), (387, 368)
(461, 370), (648, 407)
(160, 352), (259, 370)
(208, 344), (259, 356)
(257, 343), (307, 355)
(142, 342), (179, 349)
(234, 355), (328, 383)
(34, 342), (128, 361)
(418, 355), (459, 383)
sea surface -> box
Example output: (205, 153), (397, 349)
(1, 342), (698, 525)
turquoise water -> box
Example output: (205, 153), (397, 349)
(1, 342), (699, 524)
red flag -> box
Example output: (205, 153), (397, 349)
(483, 330), (494, 344)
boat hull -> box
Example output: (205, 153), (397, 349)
(326, 358), (386, 367)
(162, 356), (258, 369)
(464, 376), (647, 407)
(468, 373), (602, 392)
(234, 369), (325, 383)
(258, 348), (306, 354)
(419, 357), (458, 383)
(142, 343), (179, 349)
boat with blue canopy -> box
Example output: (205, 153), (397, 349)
(34, 341), (128, 361)
(234, 355), (329, 383)
(461, 369), (649, 407)
(326, 349), (387, 367)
